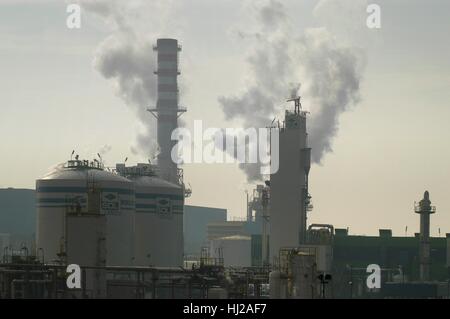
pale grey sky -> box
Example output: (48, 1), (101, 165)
(0, 0), (449, 236)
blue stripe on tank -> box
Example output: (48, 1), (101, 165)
(36, 205), (135, 210)
(135, 193), (183, 200)
(36, 198), (133, 205)
(37, 198), (86, 204)
(37, 186), (134, 195)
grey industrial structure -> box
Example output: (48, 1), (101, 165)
(0, 38), (449, 299)
(269, 98), (312, 263)
(148, 39), (186, 184)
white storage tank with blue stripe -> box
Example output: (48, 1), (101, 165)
(36, 159), (135, 266)
(116, 163), (184, 267)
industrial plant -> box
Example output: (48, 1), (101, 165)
(1, 38), (449, 299)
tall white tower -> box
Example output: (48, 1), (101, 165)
(148, 39), (186, 184)
(269, 97), (312, 264)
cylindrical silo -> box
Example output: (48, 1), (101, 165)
(210, 235), (252, 268)
(116, 163), (184, 267)
(36, 159), (135, 267)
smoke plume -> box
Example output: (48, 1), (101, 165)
(80, 0), (177, 159)
(300, 28), (364, 162)
(218, 0), (367, 181)
(98, 144), (112, 156)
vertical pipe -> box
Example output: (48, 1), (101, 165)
(246, 191), (251, 222)
(82, 268), (87, 298)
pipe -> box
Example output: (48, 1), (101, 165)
(308, 224), (334, 233)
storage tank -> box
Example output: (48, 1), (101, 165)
(210, 235), (251, 267)
(36, 158), (135, 266)
(116, 163), (184, 267)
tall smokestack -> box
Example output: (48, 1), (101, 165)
(414, 191), (436, 282)
(148, 39), (186, 184)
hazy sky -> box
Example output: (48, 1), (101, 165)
(0, 0), (449, 236)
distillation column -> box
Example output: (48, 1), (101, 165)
(269, 97), (311, 264)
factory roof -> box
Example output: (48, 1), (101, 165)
(39, 165), (131, 183)
(132, 175), (181, 189)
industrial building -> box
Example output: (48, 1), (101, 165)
(0, 38), (449, 299)
(331, 228), (449, 298)
(184, 205), (227, 257)
(1, 184), (449, 299)
(0, 188), (35, 263)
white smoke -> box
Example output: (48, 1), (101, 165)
(79, 0), (179, 159)
(98, 144), (112, 155)
(93, 34), (159, 157)
(219, 0), (367, 181)
(42, 162), (66, 178)
(219, 0), (294, 130)
(300, 28), (365, 162)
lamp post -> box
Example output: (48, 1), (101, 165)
(317, 273), (332, 299)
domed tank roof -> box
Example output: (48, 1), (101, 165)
(132, 175), (181, 190)
(39, 160), (131, 184)
(115, 163), (182, 190)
